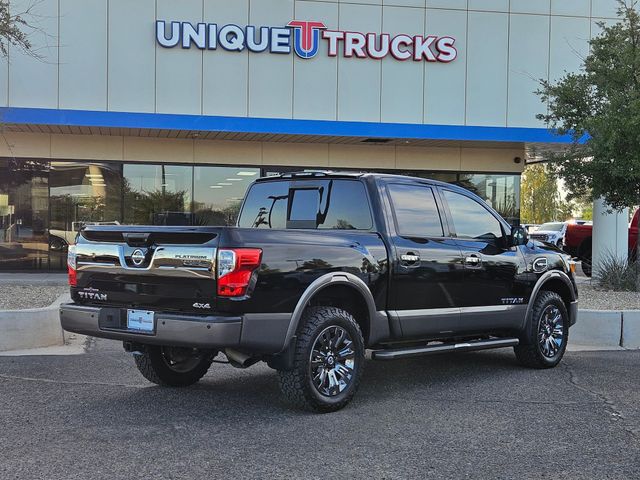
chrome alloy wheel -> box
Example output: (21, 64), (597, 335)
(160, 347), (204, 373)
(538, 305), (564, 358)
(309, 326), (356, 397)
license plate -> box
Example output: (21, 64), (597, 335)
(127, 309), (155, 333)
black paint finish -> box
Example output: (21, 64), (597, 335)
(68, 172), (578, 352)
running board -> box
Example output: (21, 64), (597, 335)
(371, 338), (519, 361)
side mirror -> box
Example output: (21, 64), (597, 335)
(510, 225), (528, 247)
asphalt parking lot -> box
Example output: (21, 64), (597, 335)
(1, 339), (638, 480)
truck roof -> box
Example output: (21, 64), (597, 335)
(255, 170), (456, 189)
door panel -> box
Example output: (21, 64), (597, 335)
(456, 237), (527, 329)
(440, 188), (527, 331)
(385, 183), (464, 337)
(392, 236), (465, 312)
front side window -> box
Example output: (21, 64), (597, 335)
(238, 179), (372, 230)
(443, 190), (503, 241)
(387, 184), (444, 237)
(456, 173), (520, 226)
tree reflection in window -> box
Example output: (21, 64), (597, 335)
(123, 164), (192, 225)
(238, 180), (372, 230)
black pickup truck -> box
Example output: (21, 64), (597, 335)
(61, 171), (578, 412)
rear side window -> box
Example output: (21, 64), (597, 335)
(238, 179), (373, 230)
(388, 184), (444, 237)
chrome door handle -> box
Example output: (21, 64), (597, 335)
(401, 254), (420, 262)
(464, 255), (482, 268)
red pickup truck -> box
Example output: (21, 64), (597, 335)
(564, 209), (639, 276)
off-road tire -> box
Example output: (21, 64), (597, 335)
(134, 346), (213, 387)
(515, 290), (569, 369)
(277, 306), (365, 413)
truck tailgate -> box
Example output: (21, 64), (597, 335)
(72, 226), (221, 313)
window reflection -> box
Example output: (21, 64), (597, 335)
(49, 162), (122, 268)
(388, 184), (444, 237)
(0, 160), (522, 271)
(238, 180), (372, 230)
(239, 181), (288, 229)
(123, 164), (192, 225)
(193, 167), (259, 226)
(456, 174), (520, 225)
(263, 167), (521, 226)
(443, 189), (503, 241)
(0, 159), (50, 270)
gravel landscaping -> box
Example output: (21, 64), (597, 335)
(0, 285), (68, 310)
(577, 282), (640, 311)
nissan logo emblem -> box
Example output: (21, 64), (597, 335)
(131, 249), (146, 266)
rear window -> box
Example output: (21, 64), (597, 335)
(238, 179), (373, 230)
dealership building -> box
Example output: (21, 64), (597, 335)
(0, 0), (622, 270)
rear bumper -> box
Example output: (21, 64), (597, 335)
(569, 300), (578, 327)
(60, 303), (291, 354)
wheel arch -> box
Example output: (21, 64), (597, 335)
(49, 234), (68, 248)
(526, 270), (576, 327)
(282, 272), (388, 350)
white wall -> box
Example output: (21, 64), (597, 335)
(4, 0), (622, 128)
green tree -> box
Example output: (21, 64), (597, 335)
(556, 200), (577, 222)
(520, 163), (561, 224)
(571, 193), (594, 221)
(537, 0), (640, 213)
(580, 204), (594, 221)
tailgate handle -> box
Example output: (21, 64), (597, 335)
(123, 233), (152, 247)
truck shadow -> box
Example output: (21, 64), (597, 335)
(109, 349), (528, 419)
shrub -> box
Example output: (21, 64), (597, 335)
(593, 253), (639, 292)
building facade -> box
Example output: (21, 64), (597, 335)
(0, 0), (620, 270)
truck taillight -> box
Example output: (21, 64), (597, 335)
(67, 245), (77, 287)
(217, 248), (262, 297)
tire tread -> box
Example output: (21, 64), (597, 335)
(515, 290), (568, 369)
(277, 306), (364, 413)
(133, 347), (212, 387)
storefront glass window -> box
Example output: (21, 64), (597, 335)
(49, 161), (123, 269)
(1, 158), (522, 271)
(193, 166), (260, 226)
(457, 174), (521, 225)
(123, 164), (192, 225)
(0, 159), (49, 271)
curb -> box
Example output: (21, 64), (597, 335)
(0, 293), (70, 352)
(570, 309), (640, 349)
(0, 300), (638, 352)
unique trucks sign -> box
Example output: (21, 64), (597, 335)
(156, 20), (457, 62)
